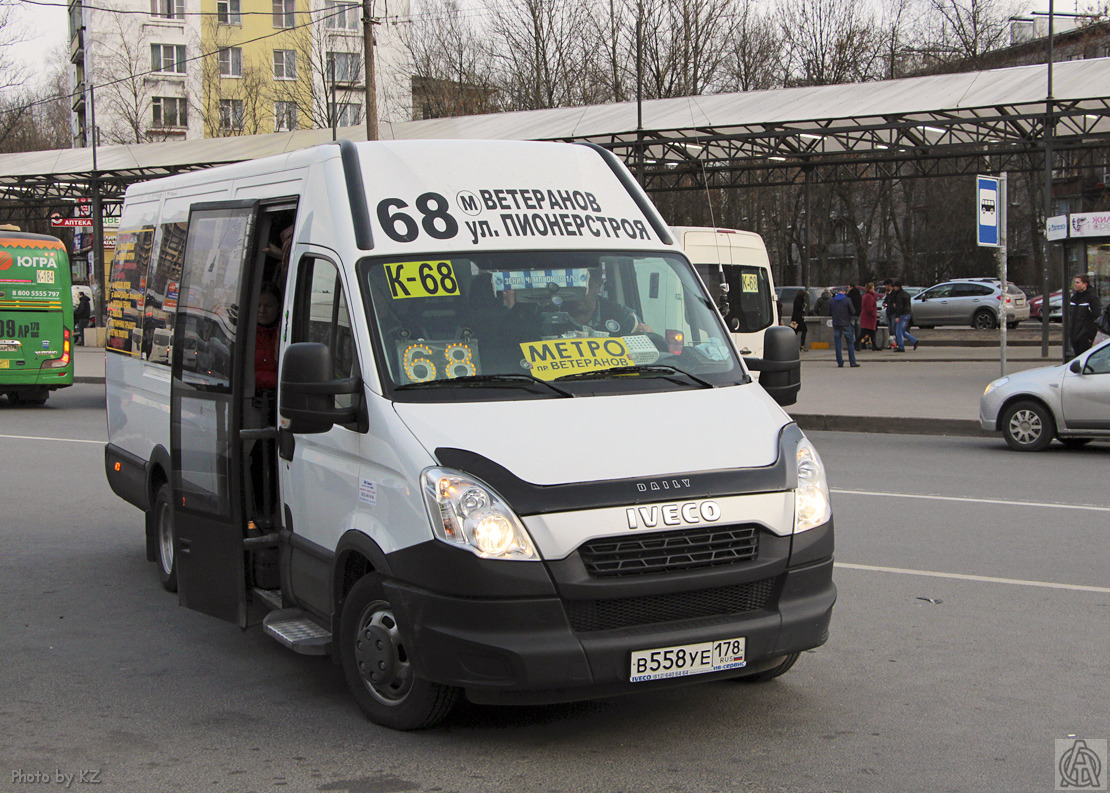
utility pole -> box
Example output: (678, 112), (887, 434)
(1041, 0), (1054, 359)
(362, 0), (377, 141)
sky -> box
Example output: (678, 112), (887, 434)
(4, 0), (1076, 87)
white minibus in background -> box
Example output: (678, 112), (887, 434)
(671, 226), (779, 360)
(103, 139), (829, 730)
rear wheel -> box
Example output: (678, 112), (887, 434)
(340, 574), (460, 730)
(153, 482), (177, 592)
(972, 310), (997, 330)
(734, 652), (800, 683)
(1001, 400), (1054, 452)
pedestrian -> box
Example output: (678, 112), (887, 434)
(1068, 273), (1101, 357)
(847, 283), (862, 350)
(890, 279), (919, 352)
(791, 289), (809, 351)
(814, 289), (832, 316)
(882, 279), (898, 349)
(829, 287), (859, 367)
(73, 291), (92, 345)
(859, 282), (880, 351)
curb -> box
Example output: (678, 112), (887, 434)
(792, 414), (988, 437)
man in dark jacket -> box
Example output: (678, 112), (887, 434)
(829, 288), (859, 367)
(73, 292), (92, 345)
(1069, 274), (1101, 356)
(847, 284), (862, 350)
(890, 280), (919, 352)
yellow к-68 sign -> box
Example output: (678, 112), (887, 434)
(521, 337), (633, 380)
(384, 260), (459, 299)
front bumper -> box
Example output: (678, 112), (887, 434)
(383, 523), (835, 705)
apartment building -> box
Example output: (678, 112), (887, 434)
(68, 0), (411, 147)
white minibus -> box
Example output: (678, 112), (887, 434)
(103, 140), (831, 730)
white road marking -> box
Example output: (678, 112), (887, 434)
(0, 433), (102, 445)
(832, 488), (1110, 513)
(836, 563), (1110, 594)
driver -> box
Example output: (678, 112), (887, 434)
(563, 269), (652, 335)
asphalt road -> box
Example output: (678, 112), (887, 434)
(1, 384), (1107, 793)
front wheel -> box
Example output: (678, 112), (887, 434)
(1001, 400), (1054, 452)
(340, 575), (460, 730)
(152, 482), (177, 592)
(972, 310), (997, 330)
(733, 652), (800, 683)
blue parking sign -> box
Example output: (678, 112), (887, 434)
(977, 175), (1000, 247)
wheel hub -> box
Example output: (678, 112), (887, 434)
(356, 623), (398, 685)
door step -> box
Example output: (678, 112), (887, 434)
(252, 587), (283, 611)
(262, 609), (332, 655)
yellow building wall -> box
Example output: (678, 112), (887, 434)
(199, 0), (313, 136)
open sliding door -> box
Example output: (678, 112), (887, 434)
(170, 201), (260, 626)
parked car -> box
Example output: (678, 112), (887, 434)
(980, 337), (1110, 450)
(775, 285), (825, 316)
(911, 278), (1029, 329)
(1029, 290), (1063, 322)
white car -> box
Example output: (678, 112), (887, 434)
(980, 338), (1110, 451)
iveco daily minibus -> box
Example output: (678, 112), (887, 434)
(104, 139), (833, 730)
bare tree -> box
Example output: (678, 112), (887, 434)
(919, 0), (1024, 68)
(404, 0), (499, 119)
(0, 0), (30, 96)
(94, 12), (157, 144)
(487, 0), (596, 110)
(636, 0), (739, 98)
(720, 1), (786, 92)
(777, 0), (882, 86)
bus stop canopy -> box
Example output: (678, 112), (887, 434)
(1, 57), (1108, 206)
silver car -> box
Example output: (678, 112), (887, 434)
(980, 338), (1110, 451)
(912, 278), (1029, 329)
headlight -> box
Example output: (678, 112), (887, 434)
(421, 468), (538, 560)
(983, 377), (1009, 396)
(794, 438), (831, 533)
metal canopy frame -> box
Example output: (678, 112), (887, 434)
(2, 59), (1110, 207)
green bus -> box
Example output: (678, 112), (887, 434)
(0, 231), (75, 404)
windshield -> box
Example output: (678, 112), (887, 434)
(359, 251), (745, 399)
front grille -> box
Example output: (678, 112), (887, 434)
(579, 524), (759, 577)
(565, 578), (777, 633)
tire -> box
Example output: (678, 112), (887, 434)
(1059, 437), (1091, 449)
(734, 652), (800, 683)
(152, 482), (178, 592)
(1001, 400), (1054, 452)
(340, 574), (460, 730)
(917, 325), (934, 330)
(1007, 321), (1020, 330)
(972, 310), (997, 330)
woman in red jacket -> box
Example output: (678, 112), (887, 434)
(859, 282), (880, 351)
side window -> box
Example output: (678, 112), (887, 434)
(924, 284), (953, 299)
(1086, 344), (1110, 374)
(293, 258), (358, 407)
(141, 221), (187, 364)
(106, 226), (155, 356)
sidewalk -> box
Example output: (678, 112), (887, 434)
(73, 336), (1071, 437)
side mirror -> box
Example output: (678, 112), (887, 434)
(744, 325), (801, 406)
(1069, 360), (1083, 374)
(279, 342), (361, 434)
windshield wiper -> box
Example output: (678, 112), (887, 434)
(554, 364), (714, 388)
(396, 373), (574, 397)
